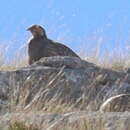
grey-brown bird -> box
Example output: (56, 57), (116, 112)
(27, 24), (80, 65)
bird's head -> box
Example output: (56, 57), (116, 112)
(27, 24), (47, 38)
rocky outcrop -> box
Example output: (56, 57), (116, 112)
(0, 56), (130, 113)
(0, 56), (130, 129)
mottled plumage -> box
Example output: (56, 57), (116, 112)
(27, 25), (80, 65)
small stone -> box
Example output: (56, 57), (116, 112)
(100, 94), (130, 112)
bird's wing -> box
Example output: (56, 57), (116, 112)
(51, 40), (80, 58)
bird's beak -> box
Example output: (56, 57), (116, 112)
(27, 27), (31, 31)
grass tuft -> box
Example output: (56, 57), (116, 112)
(9, 122), (39, 130)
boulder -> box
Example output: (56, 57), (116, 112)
(0, 56), (129, 113)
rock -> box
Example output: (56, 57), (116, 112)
(0, 56), (129, 113)
(100, 94), (130, 112)
(32, 56), (97, 69)
(0, 56), (130, 129)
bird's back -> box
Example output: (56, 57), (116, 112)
(47, 40), (80, 58)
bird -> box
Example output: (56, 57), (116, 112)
(27, 24), (80, 65)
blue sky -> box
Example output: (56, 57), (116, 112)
(0, 0), (130, 58)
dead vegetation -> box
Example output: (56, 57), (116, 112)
(0, 38), (130, 130)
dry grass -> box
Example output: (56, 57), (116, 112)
(0, 43), (28, 71)
(8, 120), (97, 130)
(80, 46), (130, 71)
(9, 122), (38, 130)
(0, 41), (129, 129)
(0, 38), (129, 71)
(6, 117), (105, 130)
(7, 113), (129, 130)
